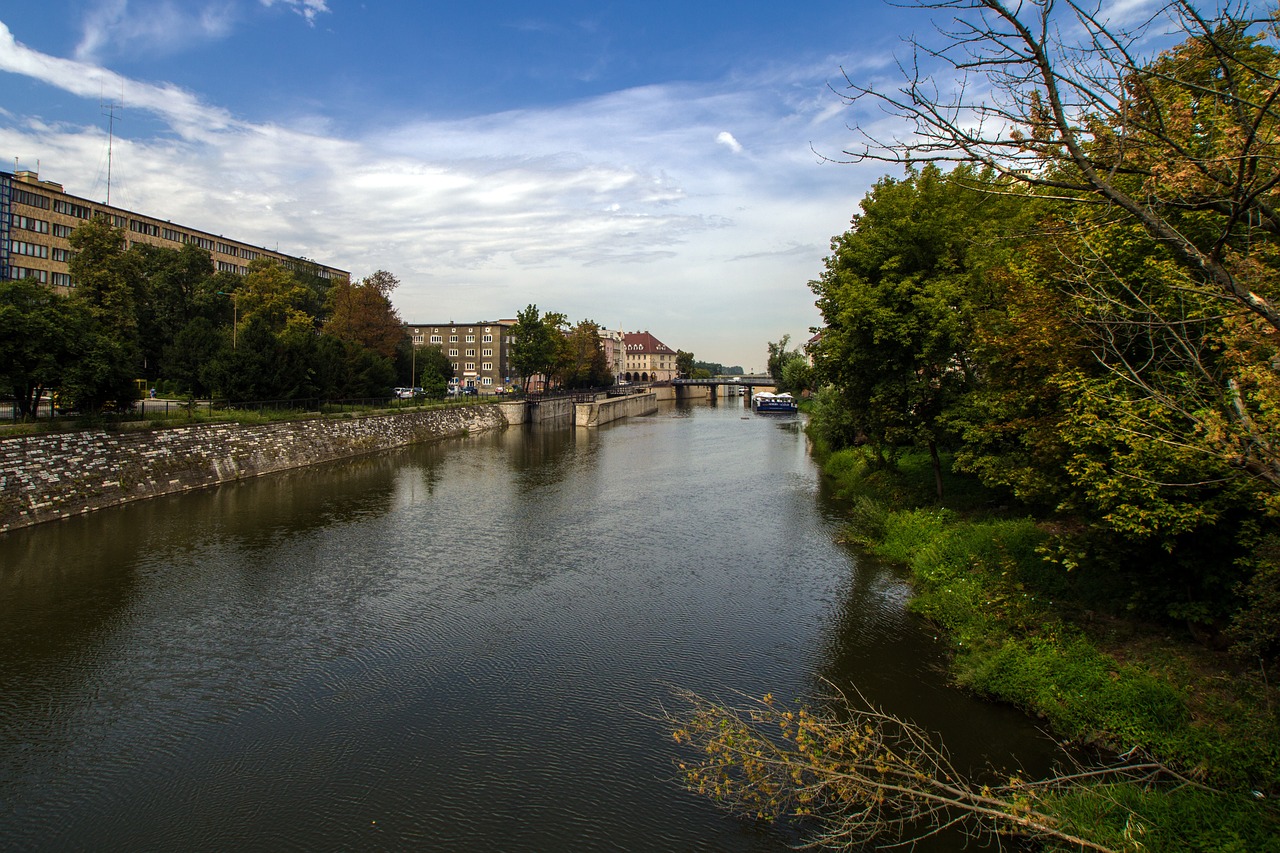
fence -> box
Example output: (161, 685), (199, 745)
(1, 392), (498, 427)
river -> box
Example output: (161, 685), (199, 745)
(0, 399), (1056, 851)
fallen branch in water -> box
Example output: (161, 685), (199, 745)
(663, 683), (1208, 851)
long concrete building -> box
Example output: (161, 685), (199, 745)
(1, 169), (348, 289)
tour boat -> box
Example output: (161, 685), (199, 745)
(752, 392), (798, 413)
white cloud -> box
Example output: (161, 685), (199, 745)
(715, 131), (743, 153)
(0, 21), (883, 368)
(259, 0), (330, 26)
(74, 0), (239, 62)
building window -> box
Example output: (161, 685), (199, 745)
(51, 272), (72, 287)
(216, 241), (237, 255)
(466, 348), (475, 357)
(466, 334), (475, 343)
(449, 349), (458, 357)
(481, 362), (492, 371)
(430, 335), (442, 344)
(190, 236), (215, 251)
(129, 219), (160, 237)
(13, 188), (50, 209)
(482, 348), (493, 357)
(12, 214), (49, 234)
(52, 224), (74, 238)
(483, 334), (493, 343)
(450, 335), (458, 343)
(52, 248), (71, 262)
(241, 248), (259, 261)
(9, 266), (48, 283)
(465, 362), (476, 371)
(53, 200), (93, 219)
(11, 241), (49, 259)
(482, 377), (493, 386)
(217, 261), (242, 273)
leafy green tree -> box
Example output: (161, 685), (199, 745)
(413, 344), (455, 397)
(509, 304), (566, 392)
(0, 278), (91, 417)
(64, 217), (144, 411)
(163, 317), (227, 398)
(558, 320), (610, 388)
(675, 350), (695, 378)
(766, 335), (811, 395)
(810, 165), (1012, 496)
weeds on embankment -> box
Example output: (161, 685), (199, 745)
(821, 447), (1280, 851)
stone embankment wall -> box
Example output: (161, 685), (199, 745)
(0, 406), (506, 533)
(575, 393), (658, 427)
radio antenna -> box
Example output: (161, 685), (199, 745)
(101, 90), (123, 204)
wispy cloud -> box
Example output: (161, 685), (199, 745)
(259, 0), (331, 26)
(0, 18), (886, 366)
(74, 0), (240, 62)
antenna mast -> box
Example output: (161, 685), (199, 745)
(101, 94), (123, 205)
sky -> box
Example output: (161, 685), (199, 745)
(0, 0), (1155, 370)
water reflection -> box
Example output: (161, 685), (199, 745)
(0, 402), (1055, 851)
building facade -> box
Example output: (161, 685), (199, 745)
(622, 331), (678, 382)
(1, 169), (348, 289)
(406, 320), (516, 393)
(597, 327), (626, 383)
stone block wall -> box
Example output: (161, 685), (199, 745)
(0, 406), (506, 533)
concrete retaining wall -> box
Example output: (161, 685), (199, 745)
(575, 393), (658, 427)
(0, 405), (507, 533)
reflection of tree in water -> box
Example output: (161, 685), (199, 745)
(503, 423), (581, 494)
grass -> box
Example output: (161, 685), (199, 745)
(819, 446), (1280, 850)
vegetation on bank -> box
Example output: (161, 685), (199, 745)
(672, 2), (1280, 848)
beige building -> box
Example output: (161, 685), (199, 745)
(622, 330), (678, 382)
(405, 320), (516, 393)
(597, 327), (626, 383)
(1, 169), (348, 289)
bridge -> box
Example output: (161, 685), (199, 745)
(672, 376), (775, 400)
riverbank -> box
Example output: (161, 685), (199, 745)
(819, 447), (1280, 851)
(0, 405), (506, 533)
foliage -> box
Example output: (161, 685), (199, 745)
(675, 349), (695, 378)
(508, 304), (566, 392)
(558, 319), (611, 388)
(666, 685), (1269, 852)
(0, 278), (92, 417)
(412, 344), (455, 397)
(325, 269), (404, 359)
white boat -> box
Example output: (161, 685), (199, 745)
(752, 391), (797, 413)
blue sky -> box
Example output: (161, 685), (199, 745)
(0, 0), (1150, 369)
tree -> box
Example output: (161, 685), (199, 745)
(509, 304), (566, 392)
(766, 336), (812, 396)
(675, 350), (695, 378)
(558, 320), (610, 389)
(65, 217), (144, 411)
(809, 165), (1014, 496)
(837, 0), (1280, 501)
(325, 269), (404, 360)
(413, 344), (455, 397)
(0, 278), (91, 417)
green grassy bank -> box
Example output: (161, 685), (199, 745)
(821, 447), (1280, 851)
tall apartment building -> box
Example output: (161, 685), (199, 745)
(622, 330), (678, 382)
(406, 320), (516, 393)
(0, 169), (348, 289)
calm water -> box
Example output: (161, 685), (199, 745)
(0, 400), (1055, 851)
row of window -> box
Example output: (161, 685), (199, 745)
(9, 265), (73, 288)
(13, 188), (50, 209)
(55, 199), (93, 219)
(8, 265), (47, 282)
(10, 240), (49, 259)
(12, 214), (49, 234)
